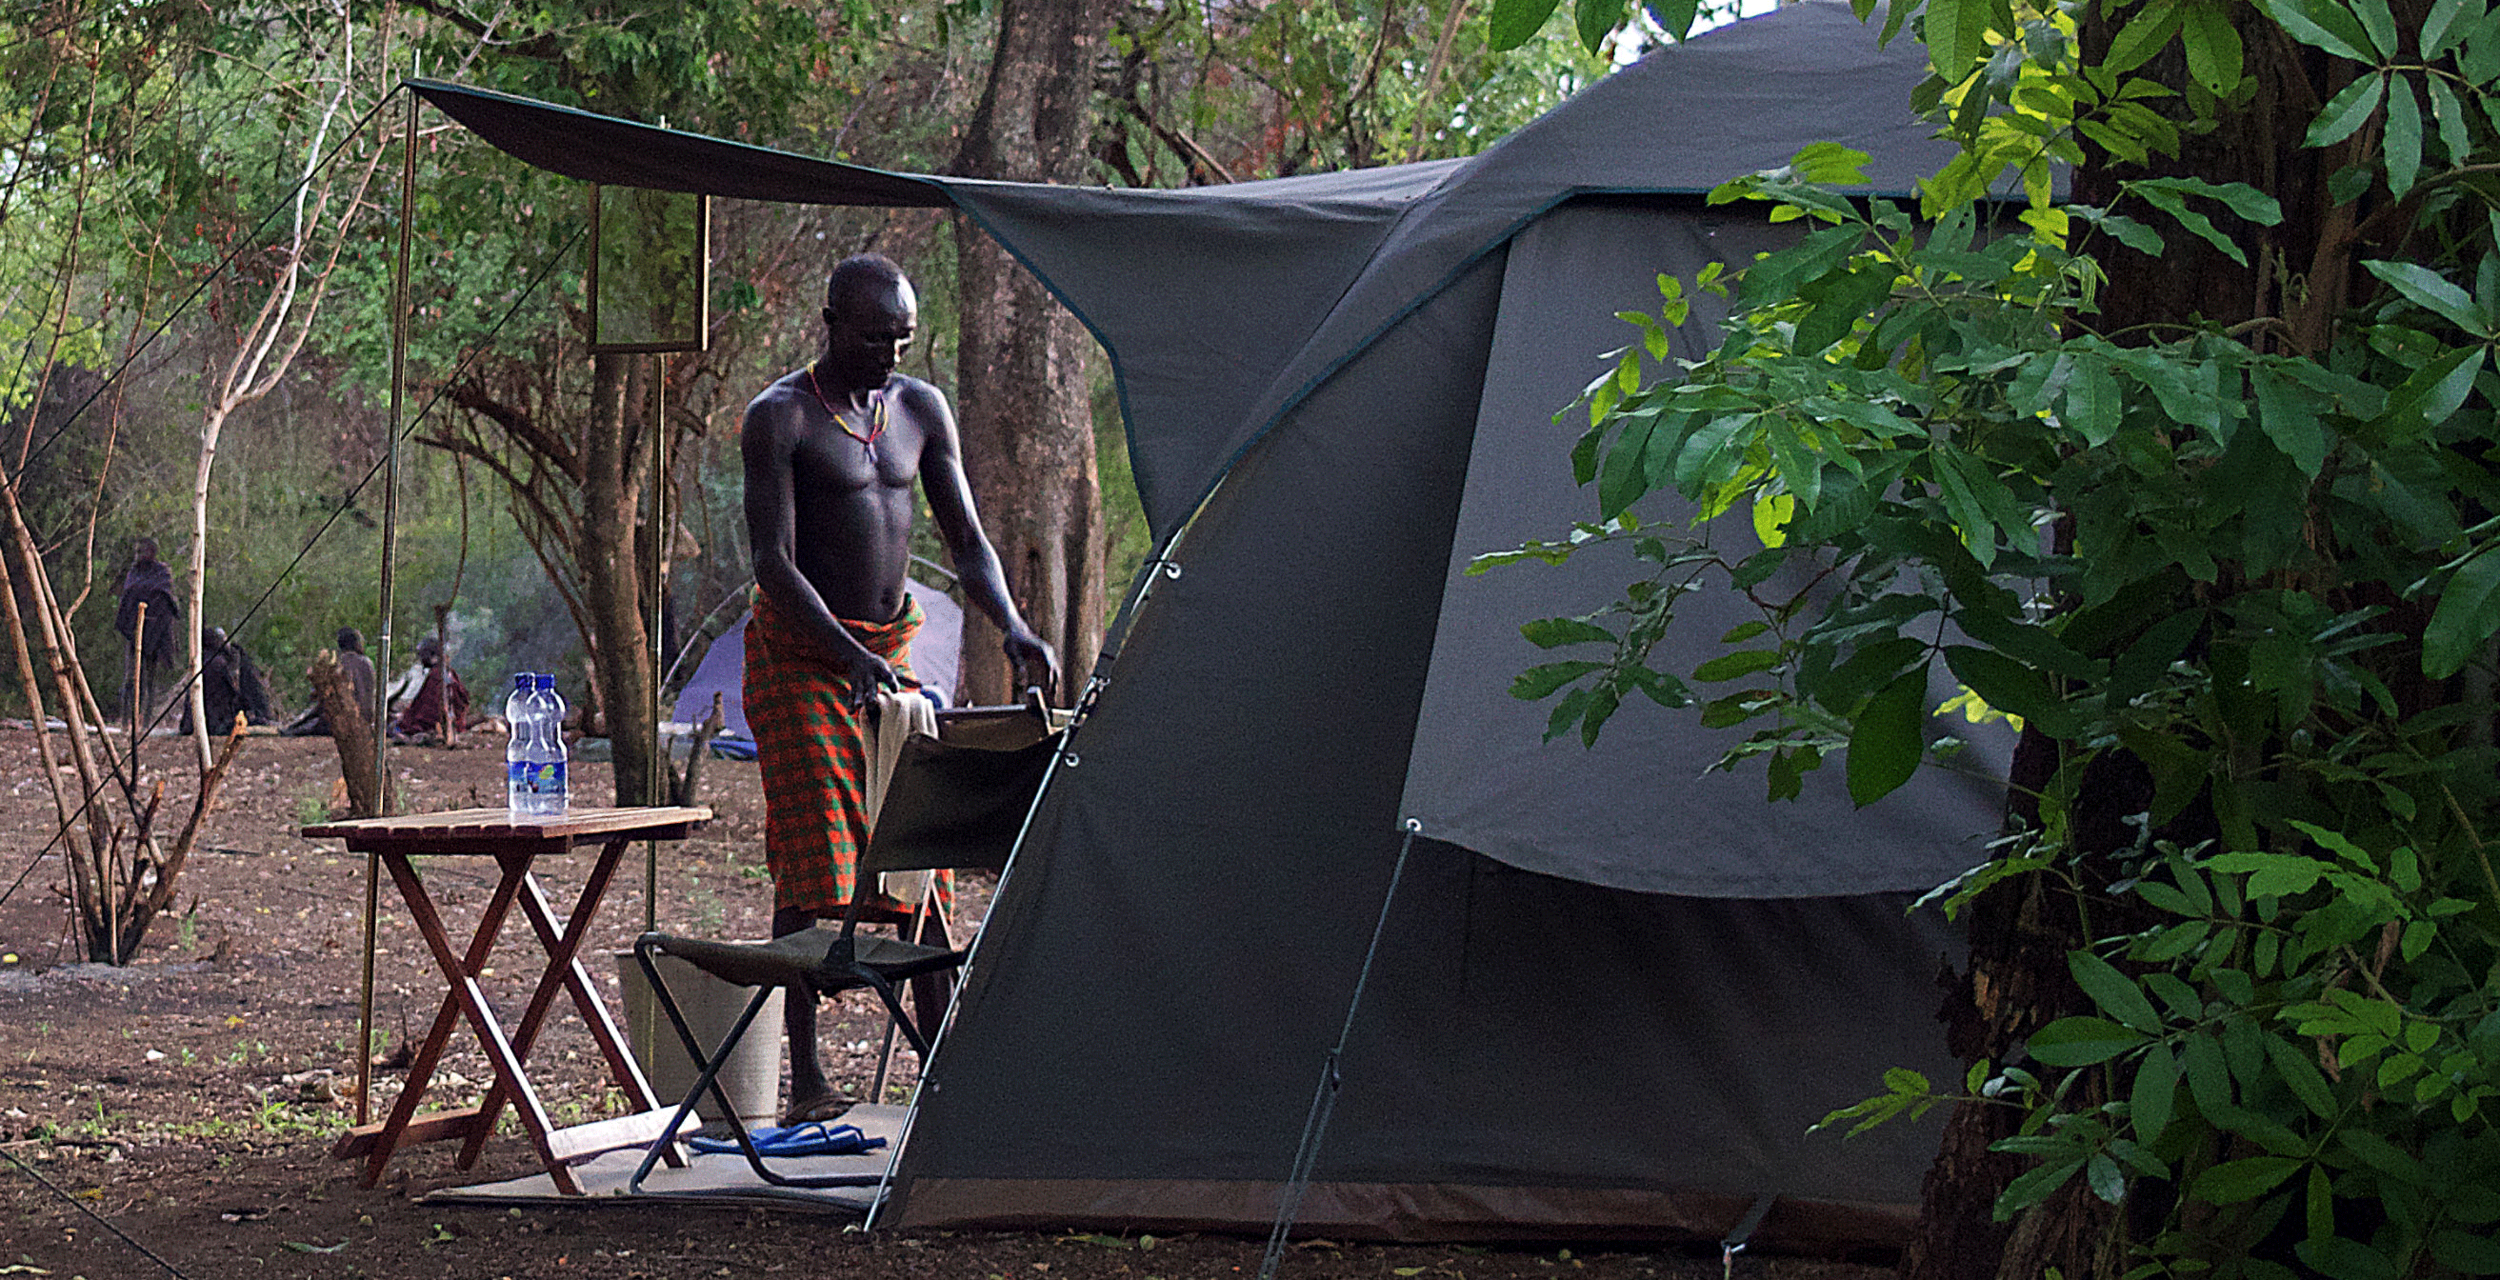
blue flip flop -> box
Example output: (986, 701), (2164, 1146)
(689, 1121), (886, 1158)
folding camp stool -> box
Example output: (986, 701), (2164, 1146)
(628, 701), (1067, 1192)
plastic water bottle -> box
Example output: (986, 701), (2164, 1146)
(504, 673), (537, 813)
(528, 672), (569, 816)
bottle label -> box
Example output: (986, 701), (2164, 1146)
(532, 761), (567, 797)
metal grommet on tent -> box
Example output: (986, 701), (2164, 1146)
(1060, 752), (1080, 768)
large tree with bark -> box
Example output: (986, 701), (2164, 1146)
(1491, 0), (2500, 1275)
(947, 0), (1122, 707)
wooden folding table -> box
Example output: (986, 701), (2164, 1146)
(301, 806), (712, 1193)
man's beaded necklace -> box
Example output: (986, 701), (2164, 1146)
(806, 363), (890, 462)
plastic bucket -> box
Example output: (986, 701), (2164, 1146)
(614, 949), (785, 1127)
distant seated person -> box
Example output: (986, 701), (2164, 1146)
(389, 634), (472, 743)
(281, 627), (377, 738)
(179, 626), (273, 735)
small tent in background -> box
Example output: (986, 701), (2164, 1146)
(422, 0), (2014, 1250)
(669, 580), (964, 741)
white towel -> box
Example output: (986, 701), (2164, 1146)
(868, 688), (940, 904)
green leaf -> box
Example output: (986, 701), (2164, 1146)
(1925, 0), (2003, 76)
(2384, 74), (2424, 197)
(1521, 617), (1617, 649)
(1792, 263), (1896, 355)
(2086, 1152), (2128, 1205)
(2260, 1033), (2339, 1119)
(2028, 1016), (2148, 1066)
(2064, 353), (2124, 445)
(2132, 180), (2254, 266)
(2364, 260), (2487, 332)
(1993, 1158), (2084, 1220)
(2297, 1236), (2403, 1280)
(2431, 1229), (2500, 1275)
(2251, 363), (2331, 475)
(2184, 1031), (2234, 1114)
(2423, 0), (2477, 53)
(2264, 0), (2375, 59)
(1489, 0), (1565, 50)
(1574, 0), (1626, 54)
(2069, 950), (2164, 1033)
(1512, 661), (1605, 700)
(2110, 608), (2205, 703)
(2191, 1155), (2304, 1204)
(2338, 1127), (2431, 1185)
(2426, 544), (2500, 679)
(1598, 413), (1657, 519)
(2351, 0), (2401, 54)
(1692, 649), (1784, 682)
(2108, 0), (2186, 75)
(1845, 668), (1927, 807)
(2133, 1042), (2180, 1145)
(2305, 72), (2385, 148)
(1646, 0), (1704, 39)
(2427, 74), (2473, 164)
(2181, 0), (2245, 91)
(1944, 646), (2078, 738)
(1790, 141), (1874, 185)
(2377, 344), (2482, 437)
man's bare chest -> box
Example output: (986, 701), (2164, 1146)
(791, 416), (926, 490)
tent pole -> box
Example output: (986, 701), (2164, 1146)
(868, 514), (1197, 1228)
(1255, 817), (1422, 1280)
(356, 69), (420, 1130)
(646, 351), (666, 929)
(861, 714), (1080, 1232)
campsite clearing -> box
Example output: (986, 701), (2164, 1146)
(0, 729), (1892, 1279)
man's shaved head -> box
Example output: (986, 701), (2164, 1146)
(826, 254), (910, 316)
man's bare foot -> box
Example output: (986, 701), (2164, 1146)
(780, 1089), (852, 1126)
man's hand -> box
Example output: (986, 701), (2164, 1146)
(844, 649), (900, 711)
(1004, 629), (1061, 700)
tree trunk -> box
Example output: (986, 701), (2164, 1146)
(310, 650), (392, 817)
(580, 351), (659, 806)
(1908, 16), (2345, 1277)
(949, 0), (1117, 708)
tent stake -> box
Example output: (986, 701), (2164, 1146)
(1255, 817), (1422, 1280)
(1721, 1193), (1775, 1280)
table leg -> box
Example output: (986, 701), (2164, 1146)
(460, 838), (679, 1170)
(383, 848), (582, 1195)
(363, 853), (527, 1189)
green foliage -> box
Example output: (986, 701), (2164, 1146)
(1106, 0), (1610, 181)
(1487, 0), (2500, 1269)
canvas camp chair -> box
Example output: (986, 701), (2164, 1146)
(628, 695), (1068, 1192)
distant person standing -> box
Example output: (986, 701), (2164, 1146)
(113, 538), (180, 721)
(282, 627), (377, 738)
(180, 626), (272, 735)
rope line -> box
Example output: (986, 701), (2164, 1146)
(0, 1144), (194, 1278)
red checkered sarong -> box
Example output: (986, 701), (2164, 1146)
(746, 588), (949, 919)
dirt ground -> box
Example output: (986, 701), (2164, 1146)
(0, 728), (1895, 1280)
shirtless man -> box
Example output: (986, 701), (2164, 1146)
(743, 253), (1058, 1123)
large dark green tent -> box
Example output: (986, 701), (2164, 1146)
(419, 0), (2012, 1249)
